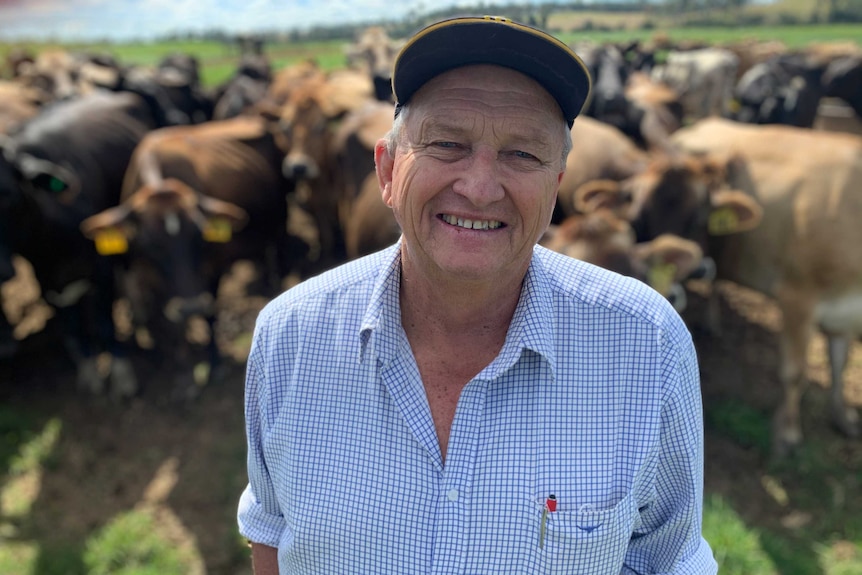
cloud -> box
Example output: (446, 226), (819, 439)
(0, 0), (529, 40)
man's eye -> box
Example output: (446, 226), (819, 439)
(433, 141), (460, 149)
(512, 150), (539, 161)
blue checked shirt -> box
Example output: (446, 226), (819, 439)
(238, 242), (717, 574)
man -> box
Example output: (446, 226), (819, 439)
(238, 16), (717, 574)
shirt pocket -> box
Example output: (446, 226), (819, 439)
(533, 491), (638, 574)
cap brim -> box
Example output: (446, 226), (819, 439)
(392, 16), (592, 127)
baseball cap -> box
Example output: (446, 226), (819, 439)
(391, 15), (592, 127)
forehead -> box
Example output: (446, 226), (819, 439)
(408, 64), (565, 132)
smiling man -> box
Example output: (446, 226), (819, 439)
(238, 16), (717, 575)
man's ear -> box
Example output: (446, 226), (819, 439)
(375, 138), (394, 207)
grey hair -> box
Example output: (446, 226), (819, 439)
(383, 103), (573, 170)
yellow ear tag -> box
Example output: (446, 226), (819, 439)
(203, 217), (232, 243)
(94, 227), (128, 255)
(708, 207), (740, 236)
(648, 262), (677, 297)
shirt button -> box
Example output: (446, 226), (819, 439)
(447, 488), (459, 502)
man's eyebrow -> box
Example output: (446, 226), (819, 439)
(418, 120), (554, 148)
(417, 119), (469, 139)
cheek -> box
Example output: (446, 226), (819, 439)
(389, 166), (423, 214)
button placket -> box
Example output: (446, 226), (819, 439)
(431, 379), (486, 574)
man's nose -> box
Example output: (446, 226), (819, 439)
(451, 148), (505, 206)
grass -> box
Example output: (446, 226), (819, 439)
(702, 493), (778, 575)
(82, 509), (200, 575)
(703, 396), (862, 575)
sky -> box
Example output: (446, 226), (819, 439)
(0, 0), (553, 41)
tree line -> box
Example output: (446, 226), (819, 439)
(158, 0), (862, 44)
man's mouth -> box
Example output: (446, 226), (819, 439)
(441, 214), (503, 230)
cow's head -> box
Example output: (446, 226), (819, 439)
(541, 209), (704, 312)
(80, 179), (247, 322)
(272, 80), (331, 182)
(265, 69), (373, 185)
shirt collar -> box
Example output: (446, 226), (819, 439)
(477, 249), (558, 381)
(359, 242), (404, 367)
(359, 243), (558, 379)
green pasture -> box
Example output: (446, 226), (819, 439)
(2, 22), (861, 88)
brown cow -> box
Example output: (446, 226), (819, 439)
(80, 116), (297, 400)
(668, 118), (862, 457)
(268, 67), (378, 269)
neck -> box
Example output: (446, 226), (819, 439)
(398, 249), (526, 347)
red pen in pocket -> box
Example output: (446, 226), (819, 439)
(539, 494), (556, 549)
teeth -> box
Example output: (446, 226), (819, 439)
(442, 214), (502, 230)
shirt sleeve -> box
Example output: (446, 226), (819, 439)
(623, 326), (718, 574)
(237, 333), (287, 548)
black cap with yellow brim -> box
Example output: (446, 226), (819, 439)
(391, 15), (592, 128)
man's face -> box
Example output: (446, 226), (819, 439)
(376, 64), (566, 283)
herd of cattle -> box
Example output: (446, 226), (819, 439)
(1, 27), (861, 457)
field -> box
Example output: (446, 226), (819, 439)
(1, 11), (862, 575)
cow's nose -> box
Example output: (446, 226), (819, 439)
(282, 155), (319, 181)
(288, 163), (307, 179)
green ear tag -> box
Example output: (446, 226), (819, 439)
(48, 176), (67, 193)
(94, 228), (128, 255)
(203, 217), (232, 243)
(708, 207), (740, 236)
(648, 262), (677, 297)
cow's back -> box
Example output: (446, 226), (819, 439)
(125, 116), (285, 212)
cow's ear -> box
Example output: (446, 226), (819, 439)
(15, 154), (80, 202)
(634, 234), (703, 280)
(254, 100), (283, 124)
(633, 234), (703, 297)
(573, 179), (627, 214)
(708, 189), (763, 235)
(198, 196), (249, 235)
(80, 206), (134, 256)
(29, 172), (69, 194)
